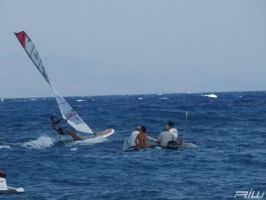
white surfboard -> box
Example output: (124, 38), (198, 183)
(0, 186), (24, 194)
(0, 173), (24, 195)
(81, 128), (115, 140)
(94, 129), (115, 139)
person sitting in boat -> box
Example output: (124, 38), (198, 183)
(50, 116), (82, 141)
(157, 121), (182, 147)
(157, 129), (175, 147)
(166, 121), (178, 139)
(135, 126), (148, 148)
(128, 126), (141, 147)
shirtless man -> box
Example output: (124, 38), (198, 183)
(135, 126), (148, 148)
(50, 116), (82, 141)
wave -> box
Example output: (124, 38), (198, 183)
(20, 134), (110, 149)
(201, 94), (218, 98)
(0, 144), (11, 149)
(70, 147), (78, 151)
(22, 135), (54, 149)
(55, 133), (110, 147)
(76, 99), (86, 102)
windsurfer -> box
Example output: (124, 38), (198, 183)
(50, 116), (82, 141)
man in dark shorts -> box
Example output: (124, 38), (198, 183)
(50, 116), (82, 141)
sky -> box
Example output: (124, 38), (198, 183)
(0, 0), (265, 98)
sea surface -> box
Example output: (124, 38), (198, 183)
(0, 92), (265, 200)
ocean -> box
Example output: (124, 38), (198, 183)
(0, 92), (265, 200)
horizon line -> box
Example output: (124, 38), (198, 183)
(1, 89), (265, 100)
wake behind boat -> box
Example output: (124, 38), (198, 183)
(14, 31), (114, 141)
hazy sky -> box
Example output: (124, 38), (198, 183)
(0, 0), (265, 98)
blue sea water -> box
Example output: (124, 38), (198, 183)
(0, 92), (265, 200)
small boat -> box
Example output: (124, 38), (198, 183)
(123, 136), (198, 152)
(0, 171), (24, 194)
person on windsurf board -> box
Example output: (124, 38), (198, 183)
(14, 31), (115, 142)
(165, 121), (178, 139)
(50, 116), (82, 141)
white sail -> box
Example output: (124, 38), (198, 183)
(52, 88), (93, 133)
(15, 31), (93, 134)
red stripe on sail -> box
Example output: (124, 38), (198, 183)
(14, 31), (27, 48)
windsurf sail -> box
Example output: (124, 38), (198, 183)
(52, 87), (93, 133)
(15, 31), (93, 134)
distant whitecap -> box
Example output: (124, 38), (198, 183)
(76, 99), (86, 102)
(138, 97), (143, 100)
(159, 97), (168, 100)
(202, 94), (218, 98)
(0, 145), (11, 149)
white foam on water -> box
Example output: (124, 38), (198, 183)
(159, 97), (168, 100)
(138, 97), (143, 100)
(76, 99), (86, 102)
(22, 135), (54, 149)
(202, 94), (218, 98)
(0, 98), (4, 102)
(0, 145), (11, 149)
(70, 147), (78, 151)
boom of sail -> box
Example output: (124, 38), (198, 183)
(15, 31), (93, 134)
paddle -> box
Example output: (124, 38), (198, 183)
(181, 112), (189, 140)
(184, 111), (189, 132)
